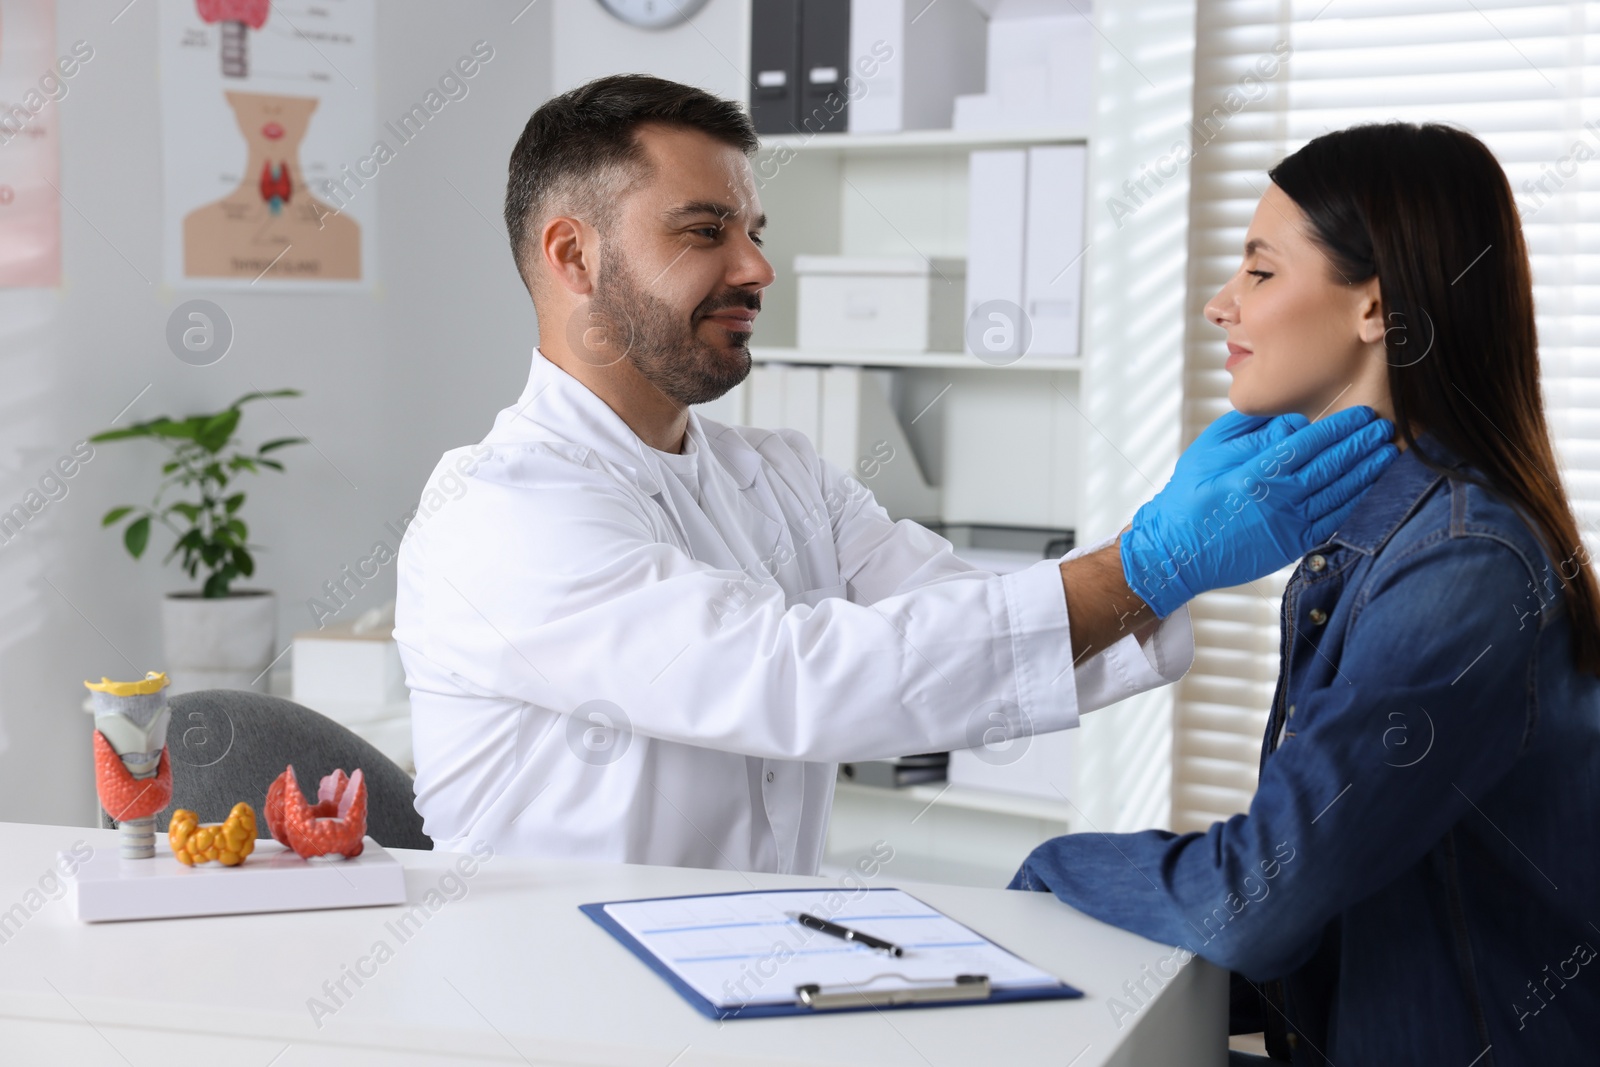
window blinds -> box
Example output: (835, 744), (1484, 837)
(1173, 0), (1600, 832)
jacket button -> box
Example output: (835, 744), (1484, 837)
(1308, 554), (1327, 572)
(1287, 703), (1296, 719)
(766, 770), (775, 783)
(1287, 1033), (1299, 1050)
(1309, 608), (1328, 625)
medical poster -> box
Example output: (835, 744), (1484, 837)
(160, 0), (374, 289)
(0, 0), (64, 287)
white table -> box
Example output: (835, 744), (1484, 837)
(0, 822), (1226, 1066)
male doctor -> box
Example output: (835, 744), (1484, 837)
(393, 75), (1395, 873)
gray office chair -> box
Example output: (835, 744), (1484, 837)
(99, 690), (432, 851)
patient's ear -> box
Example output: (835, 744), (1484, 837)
(1354, 276), (1386, 345)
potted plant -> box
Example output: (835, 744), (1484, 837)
(92, 389), (306, 696)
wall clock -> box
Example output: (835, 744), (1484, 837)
(597, 0), (713, 30)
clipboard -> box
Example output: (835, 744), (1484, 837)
(580, 887), (1083, 1020)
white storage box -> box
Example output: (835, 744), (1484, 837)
(953, 0), (1095, 133)
(795, 255), (966, 353)
(847, 0), (987, 133)
(292, 621), (407, 706)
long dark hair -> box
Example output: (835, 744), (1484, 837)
(1270, 122), (1600, 674)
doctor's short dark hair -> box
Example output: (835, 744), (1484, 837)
(503, 73), (760, 291)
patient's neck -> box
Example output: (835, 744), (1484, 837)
(1304, 366), (1408, 452)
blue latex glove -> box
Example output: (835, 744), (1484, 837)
(1121, 407), (1399, 617)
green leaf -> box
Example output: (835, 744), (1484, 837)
(161, 461), (181, 474)
(90, 426), (154, 443)
(226, 519), (247, 540)
(203, 567), (237, 598)
(197, 409), (241, 454)
(224, 493), (245, 514)
(165, 528), (203, 566)
(124, 516), (150, 559)
(257, 436), (307, 454)
(231, 547), (255, 577)
(233, 388), (302, 407)
(148, 417), (205, 441)
(258, 459), (285, 472)
(169, 502), (203, 523)
(101, 506), (134, 527)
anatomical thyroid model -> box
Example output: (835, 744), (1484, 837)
(265, 765), (369, 859)
(86, 672), (175, 860)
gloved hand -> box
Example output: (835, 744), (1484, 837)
(1121, 406), (1398, 617)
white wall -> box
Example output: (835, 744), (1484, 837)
(0, 0), (554, 826)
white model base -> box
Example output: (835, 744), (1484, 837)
(67, 837), (407, 922)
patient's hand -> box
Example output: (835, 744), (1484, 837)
(1118, 407), (1397, 617)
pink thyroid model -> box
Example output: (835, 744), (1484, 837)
(265, 766), (368, 859)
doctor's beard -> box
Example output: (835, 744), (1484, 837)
(587, 246), (755, 407)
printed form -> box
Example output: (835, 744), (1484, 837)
(603, 888), (1067, 1009)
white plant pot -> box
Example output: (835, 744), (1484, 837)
(161, 590), (277, 696)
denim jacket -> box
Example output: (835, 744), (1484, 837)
(1010, 436), (1600, 1065)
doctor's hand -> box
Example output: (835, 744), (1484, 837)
(1119, 406), (1398, 617)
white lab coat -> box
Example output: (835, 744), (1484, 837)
(393, 349), (1193, 874)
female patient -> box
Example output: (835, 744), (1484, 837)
(1012, 123), (1599, 1064)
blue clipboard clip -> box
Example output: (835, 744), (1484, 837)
(795, 973), (991, 1011)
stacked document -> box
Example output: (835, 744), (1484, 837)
(586, 887), (1078, 1017)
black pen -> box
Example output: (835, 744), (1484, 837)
(791, 911), (905, 957)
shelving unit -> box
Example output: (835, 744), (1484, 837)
(748, 344), (1083, 372)
(757, 127), (1089, 155)
(701, 120), (1089, 534)
(858, 779), (1076, 821)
